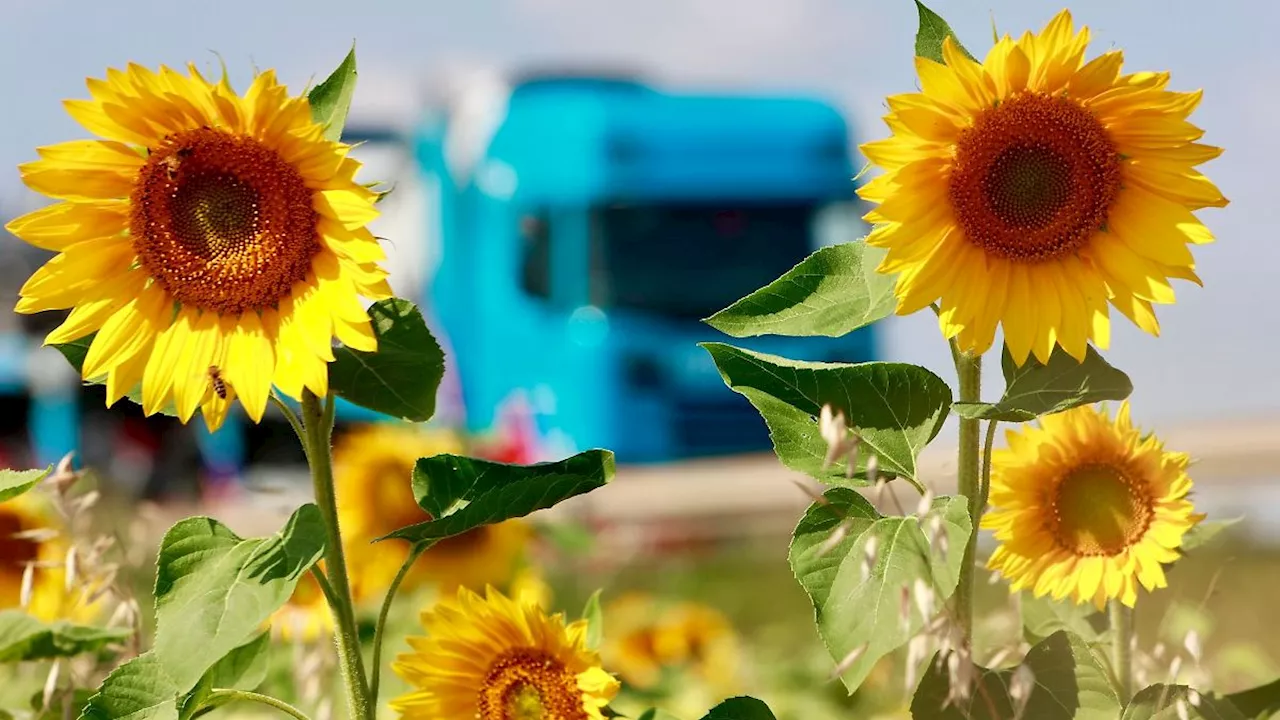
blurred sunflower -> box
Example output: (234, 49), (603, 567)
(391, 585), (619, 720)
(983, 402), (1202, 608)
(602, 593), (740, 693)
(332, 424), (529, 598)
(7, 63), (390, 430)
(0, 493), (80, 622)
(858, 10), (1225, 365)
(269, 569), (333, 643)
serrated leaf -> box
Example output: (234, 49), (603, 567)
(1020, 592), (1108, 643)
(0, 611), (130, 662)
(952, 345), (1132, 422)
(180, 632), (270, 720)
(1225, 678), (1280, 719)
(790, 488), (969, 691)
(330, 298), (446, 423)
(308, 46), (357, 142)
(386, 450), (615, 543)
(702, 697), (777, 720)
(704, 241), (894, 338)
(1181, 518), (1243, 553)
(912, 631), (1121, 719)
(0, 467), (50, 503)
(1123, 685), (1245, 720)
(79, 653), (183, 720)
(52, 336), (178, 417)
(582, 590), (604, 651)
(703, 343), (951, 485)
(914, 1), (975, 63)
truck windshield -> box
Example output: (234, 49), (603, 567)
(589, 201), (855, 320)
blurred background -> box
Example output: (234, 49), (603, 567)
(0, 1), (1276, 717)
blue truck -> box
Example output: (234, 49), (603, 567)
(2, 71), (878, 477)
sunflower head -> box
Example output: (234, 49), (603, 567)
(982, 402), (1202, 608)
(601, 593), (740, 692)
(859, 10), (1225, 365)
(0, 494), (81, 622)
(391, 585), (620, 720)
(8, 63), (392, 431)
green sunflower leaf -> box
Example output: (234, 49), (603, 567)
(78, 653), (183, 720)
(179, 632), (271, 720)
(914, 1), (976, 64)
(0, 611), (130, 663)
(308, 45), (358, 143)
(1224, 677), (1280, 719)
(704, 240), (895, 338)
(0, 467), (51, 504)
(702, 697), (779, 719)
(1123, 685), (1246, 720)
(912, 631), (1122, 719)
(1019, 592), (1108, 643)
(1180, 517), (1243, 553)
(582, 590), (604, 651)
(952, 345), (1133, 422)
(330, 298), (447, 423)
(52, 336), (179, 418)
(384, 449), (615, 544)
(790, 488), (969, 691)
(702, 343), (952, 486)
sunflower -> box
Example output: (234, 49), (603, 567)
(858, 10), (1226, 365)
(601, 593), (740, 692)
(332, 423), (529, 599)
(8, 63), (390, 431)
(982, 402), (1201, 608)
(391, 585), (620, 720)
(0, 494), (78, 622)
(269, 569), (334, 643)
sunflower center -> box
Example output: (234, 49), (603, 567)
(479, 649), (588, 720)
(130, 127), (321, 315)
(1051, 463), (1154, 556)
(949, 92), (1121, 263)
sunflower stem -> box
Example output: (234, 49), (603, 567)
(204, 689), (313, 720)
(369, 542), (430, 704)
(1110, 599), (1134, 702)
(300, 390), (373, 720)
(953, 346), (982, 643)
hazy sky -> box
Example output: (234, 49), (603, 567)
(0, 0), (1274, 430)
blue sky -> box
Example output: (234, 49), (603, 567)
(0, 0), (1274, 429)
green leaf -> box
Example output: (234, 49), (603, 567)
(1123, 685), (1246, 720)
(79, 653), (183, 720)
(1181, 518), (1243, 553)
(703, 343), (951, 485)
(307, 45), (358, 142)
(1225, 678), (1280, 719)
(1020, 593), (1108, 643)
(704, 241), (894, 338)
(702, 697), (778, 720)
(386, 450), (615, 543)
(330, 298), (447, 423)
(637, 711), (683, 720)
(52, 336), (178, 417)
(180, 632), (271, 720)
(952, 345), (1133, 422)
(912, 631), (1121, 719)
(0, 611), (130, 662)
(914, 1), (975, 63)
(789, 488), (969, 691)
(582, 590), (604, 651)
(34, 689), (95, 719)
(0, 467), (50, 503)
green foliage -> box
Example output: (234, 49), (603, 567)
(952, 346), (1133, 422)
(1123, 685), (1246, 719)
(0, 611), (129, 662)
(703, 343), (951, 486)
(80, 506), (324, 720)
(1181, 518), (1244, 553)
(637, 711), (683, 720)
(1225, 678), (1280, 719)
(704, 241), (895, 338)
(914, 1), (976, 63)
(0, 467), (50, 503)
(702, 697), (779, 719)
(180, 633), (270, 720)
(385, 450), (615, 543)
(1020, 592), (1108, 643)
(330, 298), (446, 422)
(307, 45), (358, 142)
(912, 631), (1121, 719)
(790, 488), (969, 691)
(52, 336), (176, 417)
(582, 590), (604, 651)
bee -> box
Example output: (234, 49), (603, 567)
(161, 147), (193, 180)
(208, 365), (228, 400)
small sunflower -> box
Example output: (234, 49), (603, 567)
(391, 585), (620, 720)
(8, 63), (391, 430)
(415, 521), (532, 595)
(982, 402), (1202, 608)
(602, 593), (740, 692)
(859, 10), (1226, 364)
(269, 569), (333, 643)
(0, 494), (77, 622)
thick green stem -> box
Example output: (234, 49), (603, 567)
(369, 543), (429, 704)
(204, 690), (313, 720)
(953, 348), (982, 642)
(1110, 599), (1133, 702)
(301, 390), (373, 720)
